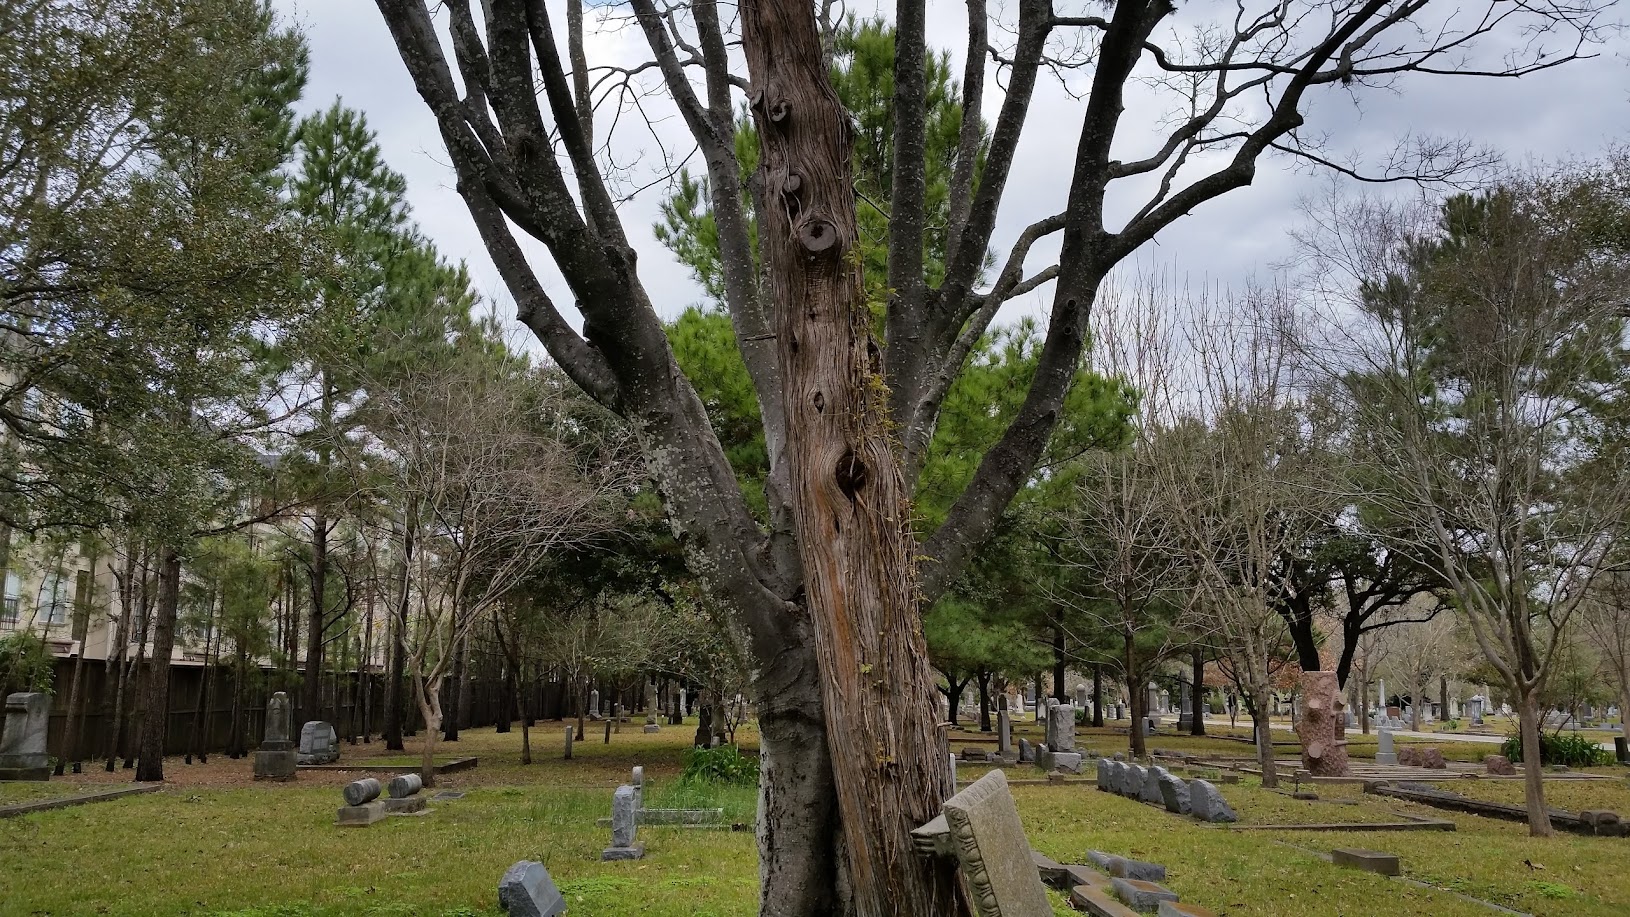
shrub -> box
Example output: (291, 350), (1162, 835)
(0, 632), (54, 695)
(1500, 730), (1612, 768)
(680, 744), (758, 787)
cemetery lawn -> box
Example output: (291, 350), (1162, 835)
(0, 780), (97, 805)
(3, 725), (1629, 916)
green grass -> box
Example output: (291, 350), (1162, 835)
(0, 780), (93, 805)
(3, 723), (1630, 916)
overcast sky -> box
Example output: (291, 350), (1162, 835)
(276, 2), (1630, 332)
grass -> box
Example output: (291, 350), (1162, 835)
(0, 780), (95, 805)
(3, 722), (1630, 916)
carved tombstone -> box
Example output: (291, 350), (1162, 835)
(939, 769), (1054, 917)
(253, 692), (298, 781)
(1295, 671), (1350, 777)
(0, 692), (51, 780)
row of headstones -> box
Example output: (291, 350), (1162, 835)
(1096, 756), (1237, 823)
(336, 773), (430, 826)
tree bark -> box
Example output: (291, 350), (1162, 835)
(1190, 649), (1206, 736)
(1091, 664), (1104, 727)
(1252, 690), (1278, 789)
(135, 547), (183, 782)
(976, 672), (992, 732)
(443, 635), (465, 742)
(1517, 691), (1554, 836)
(1052, 620), (1067, 701)
(738, 0), (959, 911)
(303, 508), (327, 724)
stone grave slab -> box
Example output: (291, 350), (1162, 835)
(1111, 878), (1180, 911)
(1188, 779), (1237, 823)
(940, 769), (1053, 917)
(336, 801), (387, 826)
(1331, 848), (1400, 876)
(0, 692), (50, 780)
(1157, 774), (1191, 815)
(498, 860), (566, 917)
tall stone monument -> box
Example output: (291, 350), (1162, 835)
(1045, 702), (1076, 752)
(253, 691), (298, 780)
(0, 692), (51, 780)
(1295, 671), (1350, 776)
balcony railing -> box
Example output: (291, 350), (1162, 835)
(0, 595), (18, 628)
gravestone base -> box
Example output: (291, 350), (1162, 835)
(384, 796), (428, 815)
(1375, 752), (1398, 766)
(252, 749), (297, 781)
(335, 801), (387, 826)
(642, 724), (660, 733)
(0, 762), (50, 781)
(600, 844), (645, 861)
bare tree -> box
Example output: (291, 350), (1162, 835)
(1375, 607), (1470, 731)
(370, 0), (1608, 909)
(1582, 571), (1630, 737)
(372, 358), (628, 783)
(1313, 175), (1630, 835)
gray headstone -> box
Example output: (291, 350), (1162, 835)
(949, 753), (959, 793)
(1376, 729), (1398, 766)
(1121, 763), (1147, 798)
(590, 689), (601, 717)
(601, 785), (644, 860)
(1017, 738), (1034, 763)
(343, 777), (382, 806)
(1074, 685), (1089, 708)
(388, 773), (423, 798)
(298, 721), (339, 765)
(1112, 877), (1180, 912)
(1045, 703), (1076, 752)
(632, 765), (644, 809)
(1096, 758), (1113, 791)
(262, 692), (293, 750)
(1141, 765), (1169, 804)
(1188, 779), (1237, 823)
(940, 769), (1054, 917)
(1157, 773), (1191, 814)
(498, 861), (566, 917)
(1091, 852), (1167, 882)
(997, 709), (1012, 756)
(0, 692), (49, 779)
(1050, 752), (1082, 774)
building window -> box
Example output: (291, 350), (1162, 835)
(39, 572), (72, 627)
(2, 572), (18, 626)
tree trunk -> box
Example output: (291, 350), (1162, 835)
(443, 636), (465, 742)
(1517, 690), (1554, 836)
(303, 509), (327, 724)
(1411, 679), (1425, 732)
(976, 672), (992, 732)
(517, 668), (531, 765)
(737, 1), (959, 909)
(1252, 692), (1278, 789)
(1051, 621), (1067, 701)
(1190, 649), (1206, 736)
(135, 547), (183, 783)
(412, 672), (443, 788)
(57, 647), (86, 775)
(1124, 637), (1145, 758)
(1440, 675), (1449, 726)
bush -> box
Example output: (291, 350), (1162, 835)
(0, 632), (54, 695)
(1500, 730), (1612, 768)
(680, 744), (758, 787)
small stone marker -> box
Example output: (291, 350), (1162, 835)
(564, 726), (574, 759)
(252, 692), (298, 781)
(997, 708), (1012, 757)
(1140, 766), (1168, 804)
(1331, 848), (1400, 876)
(298, 721), (340, 765)
(1096, 758), (1113, 791)
(1157, 773), (1191, 815)
(1017, 738), (1033, 763)
(1188, 779), (1237, 823)
(939, 769), (1054, 917)
(1089, 851), (1166, 882)
(948, 753), (958, 794)
(1111, 877), (1180, 912)
(498, 860), (566, 917)
(632, 765), (645, 810)
(1375, 728), (1397, 766)
(336, 778), (386, 826)
(432, 790), (465, 801)
(382, 772), (427, 814)
(1050, 752), (1082, 774)
(601, 785), (644, 860)
(343, 778), (382, 806)
(0, 692), (52, 780)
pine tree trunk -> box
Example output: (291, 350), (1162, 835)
(135, 547), (183, 782)
(1125, 637), (1146, 758)
(303, 509), (327, 724)
(1517, 690), (1554, 836)
(1190, 649), (1206, 736)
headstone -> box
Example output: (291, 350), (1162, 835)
(564, 726), (574, 760)
(0, 692), (50, 780)
(997, 709), (1012, 757)
(1141, 766), (1168, 804)
(1096, 758), (1113, 791)
(343, 777), (382, 806)
(601, 785), (645, 860)
(1049, 752), (1082, 775)
(388, 773), (423, 798)
(1615, 736), (1628, 765)
(1157, 773), (1191, 814)
(590, 689), (601, 719)
(1045, 703), (1076, 752)
(1074, 685), (1089, 709)
(252, 692), (298, 781)
(1375, 728), (1398, 765)
(1112, 877), (1180, 912)
(1483, 754), (1516, 776)
(335, 800), (387, 826)
(298, 721), (339, 765)
(1017, 738), (1034, 763)
(498, 861), (567, 917)
(1295, 671), (1350, 776)
(1398, 746), (1447, 769)
(1090, 851), (1167, 882)
(1188, 779), (1237, 823)
(938, 769), (1054, 917)
(1121, 763), (1147, 798)
(948, 753), (958, 794)
(632, 765), (645, 810)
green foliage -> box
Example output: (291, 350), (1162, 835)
(0, 631), (54, 694)
(1500, 730), (1613, 767)
(679, 744), (758, 787)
